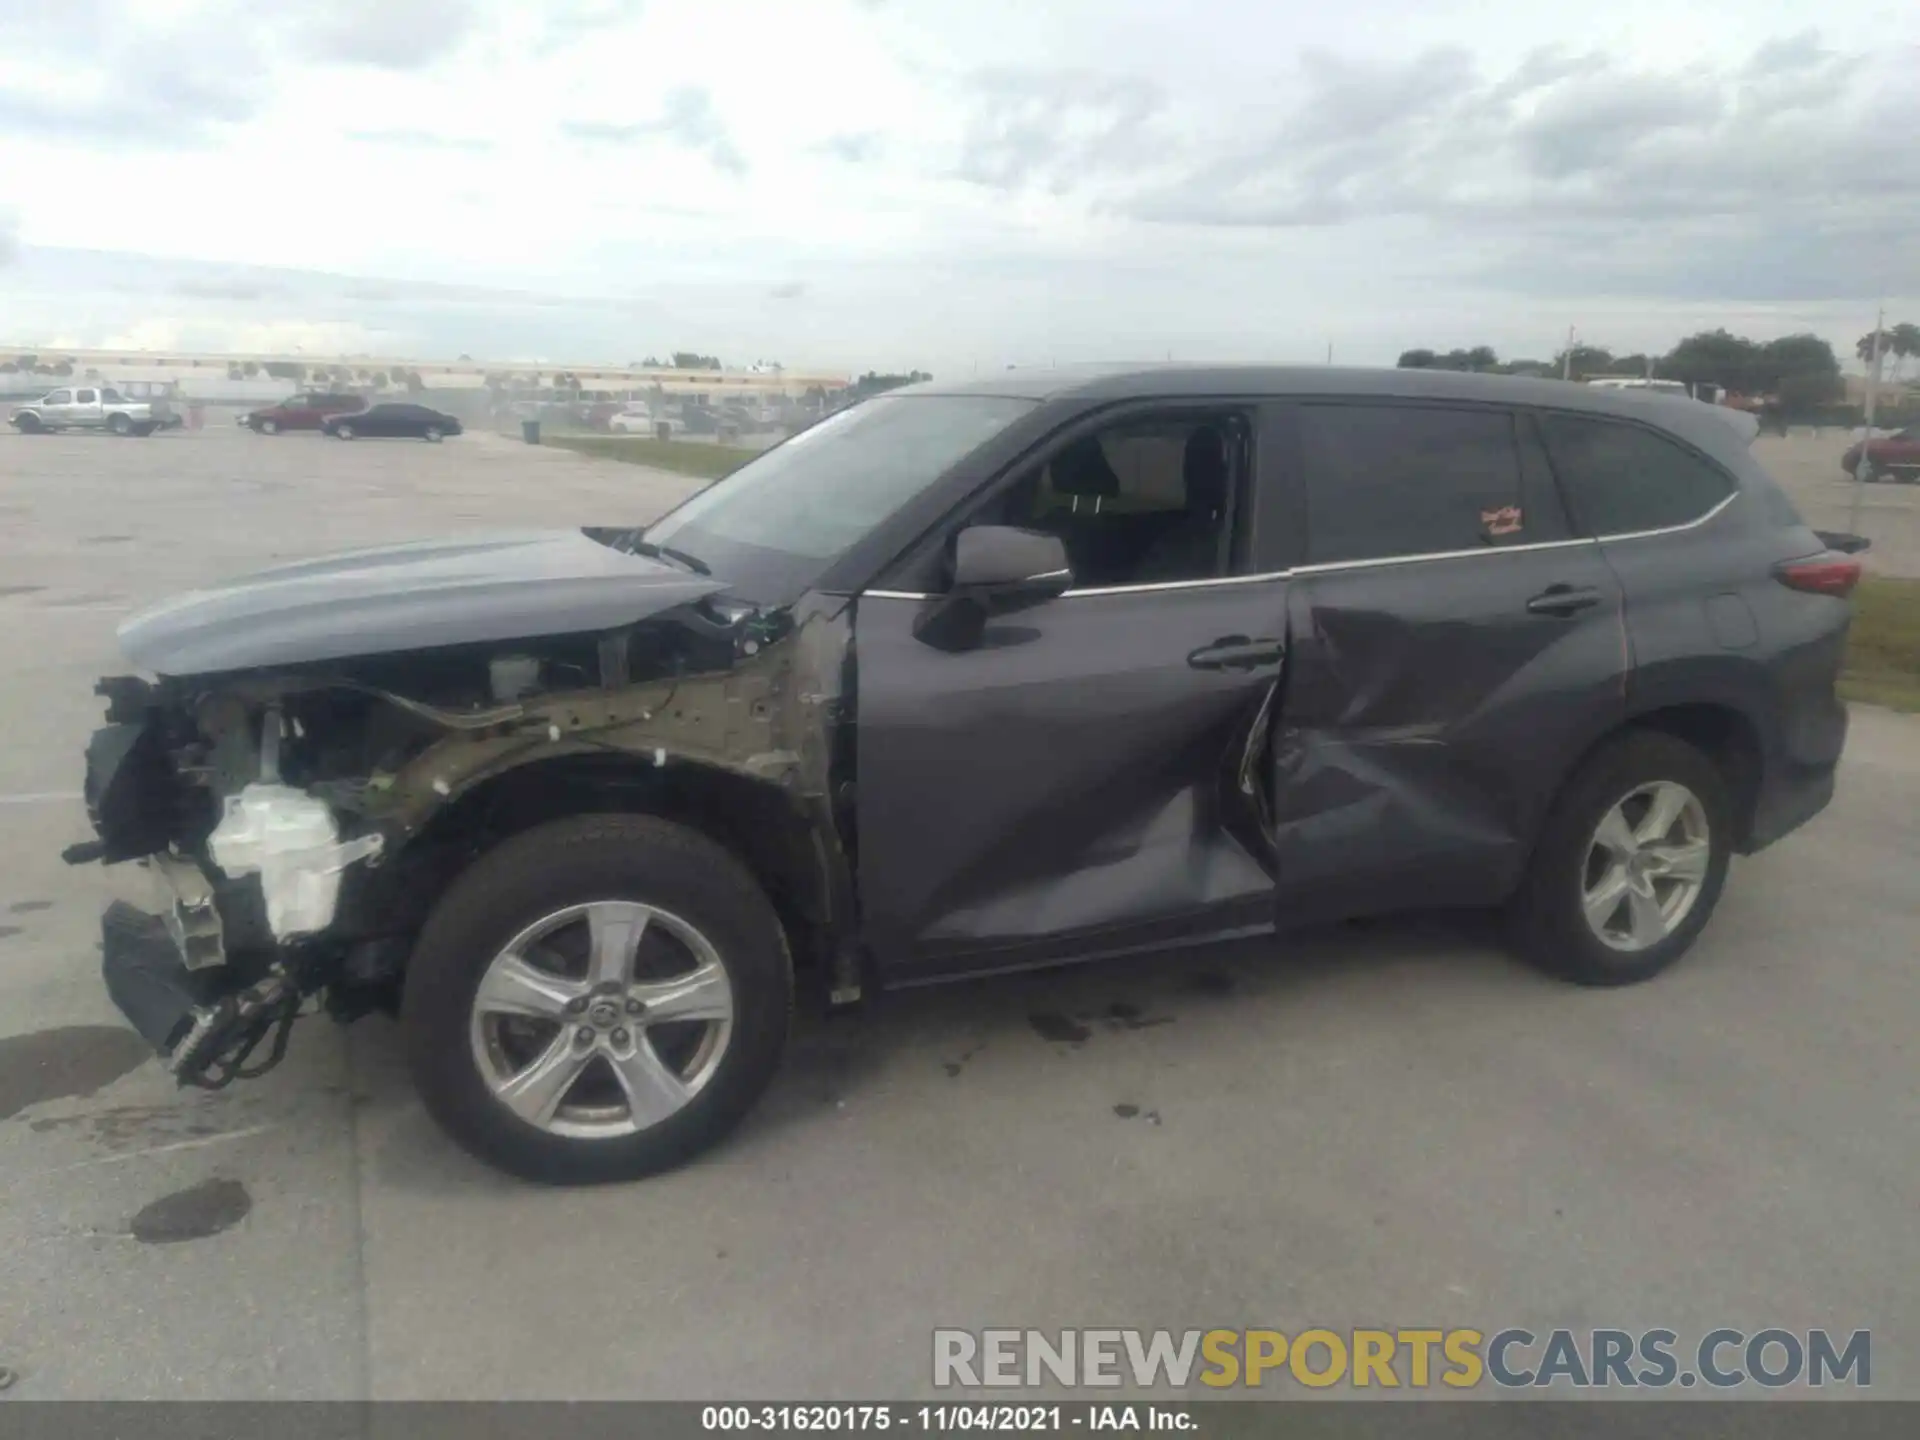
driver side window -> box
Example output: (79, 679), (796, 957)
(969, 412), (1249, 590)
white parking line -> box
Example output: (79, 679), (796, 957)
(0, 791), (82, 805)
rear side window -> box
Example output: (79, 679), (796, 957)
(1540, 414), (1733, 536)
(1299, 404), (1530, 564)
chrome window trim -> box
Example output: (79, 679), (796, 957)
(1292, 536), (1590, 576)
(859, 491), (1738, 602)
(1590, 489), (1737, 544)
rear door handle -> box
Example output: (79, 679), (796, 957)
(1526, 585), (1604, 617)
(1188, 635), (1285, 671)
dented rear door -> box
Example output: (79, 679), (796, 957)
(1269, 400), (1628, 927)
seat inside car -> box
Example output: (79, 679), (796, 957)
(1134, 426), (1230, 582)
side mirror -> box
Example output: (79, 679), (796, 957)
(909, 526), (1072, 652)
(950, 526), (1073, 604)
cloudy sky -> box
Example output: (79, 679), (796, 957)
(1, 0), (1915, 373)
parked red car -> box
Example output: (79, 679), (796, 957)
(241, 393), (367, 434)
(1841, 427), (1920, 483)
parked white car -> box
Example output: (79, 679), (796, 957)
(609, 403), (674, 436)
(9, 385), (172, 436)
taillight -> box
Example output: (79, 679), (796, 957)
(1774, 552), (1862, 597)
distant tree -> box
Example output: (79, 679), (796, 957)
(1553, 344), (1614, 378)
(372, 371), (389, 389)
(50, 360), (73, 377)
(0, 362), (13, 373)
(14, 353), (37, 372)
(401, 368), (426, 394)
(228, 363), (244, 381)
(355, 369), (371, 382)
(640, 355), (665, 368)
(263, 361), (302, 381)
(1609, 352), (1655, 377)
(241, 360), (260, 379)
(457, 353), (473, 362)
(1760, 334), (1842, 408)
(1502, 359), (1557, 378)
(311, 367), (331, 383)
(1663, 329), (1763, 393)
(1396, 349), (1438, 368)
(671, 351), (721, 370)
(1857, 323), (1920, 385)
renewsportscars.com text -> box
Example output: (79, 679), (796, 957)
(933, 1327), (1871, 1391)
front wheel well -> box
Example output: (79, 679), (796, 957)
(397, 754), (832, 972)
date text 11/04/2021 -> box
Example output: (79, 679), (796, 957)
(702, 1407), (1192, 1432)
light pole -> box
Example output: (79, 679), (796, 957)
(1561, 325), (1576, 381)
(1847, 306), (1884, 537)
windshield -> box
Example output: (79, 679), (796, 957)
(642, 394), (1035, 599)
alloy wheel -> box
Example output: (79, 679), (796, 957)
(1580, 781), (1712, 952)
(468, 900), (735, 1140)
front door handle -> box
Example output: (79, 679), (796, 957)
(1526, 585), (1604, 617)
(1188, 635), (1285, 671)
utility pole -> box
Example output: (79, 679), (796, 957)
(1847, 305), (1885, 536)
(1326, 341), (1333, 365)
(1561, 325), (1576, 381)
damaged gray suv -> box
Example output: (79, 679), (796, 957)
(70, 366), (1863, 1183)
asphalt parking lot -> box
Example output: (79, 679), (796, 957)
(1, 422), (1916, 1401)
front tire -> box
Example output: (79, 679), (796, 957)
(1508, 731), (1732, 987)
(14, 413), (43, 434)
(334, 423), (355, 440)
(424, 425), (442, 442)
(261, 418), (279, 435)
(403, 814), (794, 1184)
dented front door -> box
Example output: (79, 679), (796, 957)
(854, 581), (1287, 980)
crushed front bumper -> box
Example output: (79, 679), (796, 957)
(101, 901), (299, 1088)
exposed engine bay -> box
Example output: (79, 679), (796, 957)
(71, 567), (858, 1091)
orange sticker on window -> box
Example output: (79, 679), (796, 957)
(1481, 505), (1523, 537)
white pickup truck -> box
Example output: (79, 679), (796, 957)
(8, 385), (173, 436)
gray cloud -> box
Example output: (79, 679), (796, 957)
(562, 88), (747, 176)
(0, 3), (266, 145)
(534, 0), (647, 54)
(817, 131), (884, 164)
(1107, 37), (1920, 301)
(294, 0), (483, 71)
(0, 0), (481, 147)
(949, 69), (1163, 193)
(349, 128), (494, 152)
(174, 279), (271, 301)
(769, 281), (808, 300)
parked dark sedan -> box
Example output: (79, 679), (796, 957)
(323, 402), (462, 441)
(67, 365), (1860, 1184)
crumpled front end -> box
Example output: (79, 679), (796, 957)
(68, 579), (859, 1092)
(72, 675), (392, 1088)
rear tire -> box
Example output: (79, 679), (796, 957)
(335, 423), (355, 440)
(403, 814), (794, 1184)
(108, 413), (132, 436)
(1508, 731), (1732, 987)
(261, 418), (278, 435)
